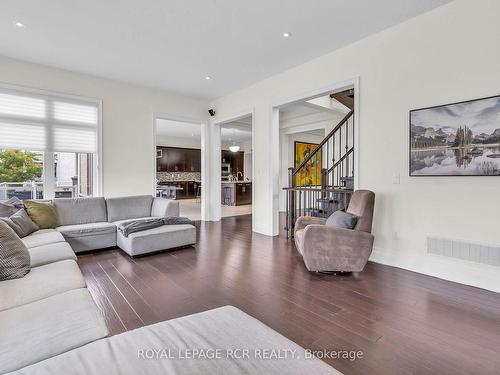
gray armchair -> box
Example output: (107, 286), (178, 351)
(294, 190), (375, 273)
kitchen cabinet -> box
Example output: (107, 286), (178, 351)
(221, 182), (252, 206)
(158, 181), (201, 200)
(156, 147), (201, 172)
(221, 150), (244, 176)
(236, 182), (252, 205)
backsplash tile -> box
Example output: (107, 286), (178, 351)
(157, 172), (201, 182)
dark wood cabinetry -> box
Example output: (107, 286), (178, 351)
(235, 183), (252, 205)
(156, 146), (201, 172)
(221, 150), (244, 175)
(158, 180), (201, 200)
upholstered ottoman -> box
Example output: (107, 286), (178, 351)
(116, 224), (196, 256)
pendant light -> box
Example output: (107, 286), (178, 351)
(229, 128), (240, 152)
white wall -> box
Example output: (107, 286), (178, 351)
(209, 0), (500, 292)
(156, 135), (201, 149)
(0, 55), (208, 198)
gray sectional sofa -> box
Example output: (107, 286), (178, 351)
(0, 195), (338, 374)
(53, 194), (195, 256)
(0, 195), (196, 373)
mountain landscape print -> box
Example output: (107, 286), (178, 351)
(410, 95), (500, 176)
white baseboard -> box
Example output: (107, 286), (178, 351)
(370, 247), (500, 293)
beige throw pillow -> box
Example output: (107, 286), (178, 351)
(0, 208), (39, 238)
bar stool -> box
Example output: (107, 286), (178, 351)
(223, 185), (232, 206)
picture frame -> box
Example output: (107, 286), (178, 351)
(409, 94), (500, 176)
(294, 141), (322, 186)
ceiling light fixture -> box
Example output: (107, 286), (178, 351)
(282, 32), (291, 38)
(229, 129), (240, 152)
(205, 76), (212, 80)
(14, 21), (26, 28)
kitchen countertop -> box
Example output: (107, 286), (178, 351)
(158, 180), (201, 184)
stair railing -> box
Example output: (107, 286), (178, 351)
(284, 109), (355, 237)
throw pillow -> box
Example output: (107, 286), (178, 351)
(24, 200), (58, 229)
(326, 210), (358, 229)
(0, 220), (31, 280)
(0, 208), (39, 238)
(0, 197), (24, 217)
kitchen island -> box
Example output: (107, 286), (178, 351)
(221, 181), (252, 206)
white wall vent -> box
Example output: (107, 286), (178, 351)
(427, 237), (500, 267)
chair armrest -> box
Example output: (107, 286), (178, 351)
(302, 225), (374, 271)
(294, 216), (327, 235)
(151, 197), (179, 218)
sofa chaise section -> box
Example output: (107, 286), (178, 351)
(0, 288), (108, 374)
(9, 306), (339, 375)
(117, 223), (196, 256)
(106, 195), (195, 256)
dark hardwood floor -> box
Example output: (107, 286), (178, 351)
(78, 215), (500, 375)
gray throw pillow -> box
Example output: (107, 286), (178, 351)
(0, 208), (39, 238)
(0, 220), (31, 280)
(0, 197), (24, 217)
(326, 210), (358, 229)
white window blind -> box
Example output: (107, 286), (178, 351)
(0, 86), (98, 153)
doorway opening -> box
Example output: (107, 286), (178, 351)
(219, 115), (253, 218)
(154, 117), (204, 221)
(274, 81), (358, 236)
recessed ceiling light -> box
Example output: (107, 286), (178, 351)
(282, 32), (291, 38)
(14, 21), (26, 28)
(205, 76), (212, 80)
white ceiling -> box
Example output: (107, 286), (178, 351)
(1, 0), (450, 99)
(221, 117), (252, 144)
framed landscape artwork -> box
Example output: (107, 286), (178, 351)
(410, 95), (500, 176)
(294, 141), (322, 186)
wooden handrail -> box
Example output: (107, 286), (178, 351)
(292, 109), (354, 176)
(328, 147), (354, 173)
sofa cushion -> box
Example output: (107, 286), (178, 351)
(21, 229), (66, 249)
(56, 222), (117, 253)
(54, 197), (108, 226)
(106, 195), (153, 222)
(151, 197), (179, 217)
(29, 242), (76, 267)
(116, 223), (196, 256)
(0, 288), (108, 374)
(326, 210), (358, 229)
(9, 306), (339, 375)
(0, 221), (31, 281)
(0, 208), (39, 237)
(0, 259), (86, 311)
(57, 222), (117, 238)
(24, 200), (58, 229)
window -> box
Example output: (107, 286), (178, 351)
(0, 85), (100, 199)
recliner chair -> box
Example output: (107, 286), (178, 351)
(294, 190), (375, 272)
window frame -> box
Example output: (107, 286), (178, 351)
(0, 83), (103, 198)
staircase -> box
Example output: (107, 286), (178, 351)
(284, 102), (355, 237)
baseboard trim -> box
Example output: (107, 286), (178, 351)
(370, 247), (500, 293)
